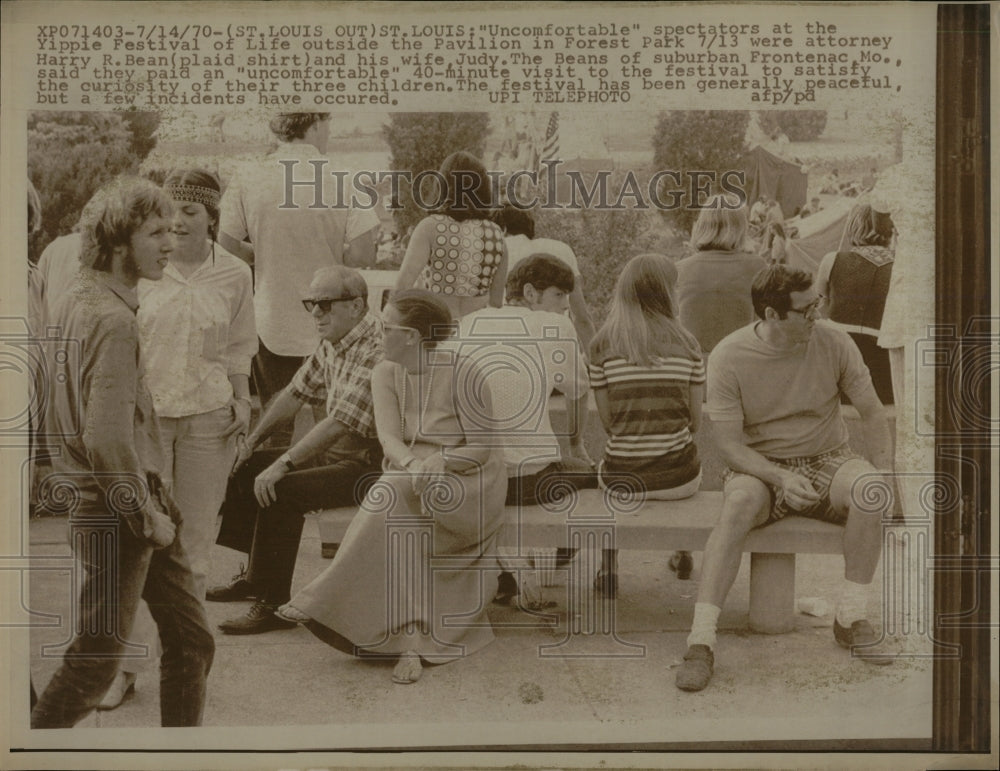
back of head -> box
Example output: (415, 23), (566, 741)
(845, 202), (894, 248)
(437, 150), (493, 222)
(593, 253), (698, 364)
(690, 195), (749, 252)
(269, 112), (330, 142)
(506, 253), (574, 302)
(497, 204), (535, 238)
(751, 264), (813, 320)
(391, 289), (455, 346)
(78, 177), (173, 272)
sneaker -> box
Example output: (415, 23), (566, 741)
(217, 602), (297, 635)
(206, 564), (259, 602)
(675, 644), (714, 691)
(668, 551), (694, 580)
(833, 619), (892, 664)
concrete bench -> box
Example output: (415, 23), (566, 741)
(314, 489), (845, 634)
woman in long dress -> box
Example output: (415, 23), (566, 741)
(392, 151), (507, 320)
(280, 289), (507, 684)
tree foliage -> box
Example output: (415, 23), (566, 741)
(27, 111), (160, 261)
(381, 112), (491, 233)
(758, 110), (828, 142)
(651, 111), (750, 234)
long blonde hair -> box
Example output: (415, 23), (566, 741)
(591, 254), (701, 365)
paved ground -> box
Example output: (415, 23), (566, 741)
(21, 510), (933, 752)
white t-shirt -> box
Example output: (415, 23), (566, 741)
(457, 305), (588, 476)
(220, 142), (378, 356)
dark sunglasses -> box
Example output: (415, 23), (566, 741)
(302, 296), (358, 313)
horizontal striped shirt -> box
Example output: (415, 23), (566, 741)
(589, 351), (704, 490)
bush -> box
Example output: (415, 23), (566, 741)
(652, 111), (750, 235)
(381, 113), (491, 233)
(27, 111), (160, 261)
(758, 110), (828, 142)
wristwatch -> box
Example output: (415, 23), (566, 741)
(279, 453), (296, 472)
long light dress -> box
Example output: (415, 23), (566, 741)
(291, 353), (507, 663)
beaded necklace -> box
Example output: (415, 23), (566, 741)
(399, 363), (435, 449)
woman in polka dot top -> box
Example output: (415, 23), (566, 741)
(393, 151), (508, 319)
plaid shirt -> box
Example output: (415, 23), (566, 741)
(289, 312), (383, 461)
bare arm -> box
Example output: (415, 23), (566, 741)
(850, 386), (893, 473)
(219, 231), (255, 265)
(393, 218), (433, 293)
(245, 388), (303, 450)
(567, 285), (596, 353)
(343, 228), (376, 269)
(689, 383), (704, 434)
(712, 418), (820, 510)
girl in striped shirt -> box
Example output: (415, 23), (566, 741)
(588, 254), (705, 596)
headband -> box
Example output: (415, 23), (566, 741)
(166, 183), (220, 209)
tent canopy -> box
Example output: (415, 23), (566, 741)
(741, 145), (808, 220)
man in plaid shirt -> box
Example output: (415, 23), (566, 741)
(212, 266), (383, 634)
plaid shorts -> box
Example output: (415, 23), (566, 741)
(721, 447), (863, 525)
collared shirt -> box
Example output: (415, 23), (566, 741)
(288, 311), (384, 462)
(137, 244), (257, 418)
(457, 305), (587, 476)
(43, 268), (164, 535)
(219, 141), (378, 356)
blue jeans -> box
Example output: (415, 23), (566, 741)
(30, 503), (215, 727)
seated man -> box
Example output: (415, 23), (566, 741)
(676, 265), (893, 692)
(212, 265), (383, 634)
(458, 255), (596, 603)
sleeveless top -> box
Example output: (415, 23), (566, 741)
(419, 214), (505, 298)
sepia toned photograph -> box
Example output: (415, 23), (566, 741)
(1, 2), (993, 770)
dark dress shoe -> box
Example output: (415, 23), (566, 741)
(206, 564), (259, 602)
(218, 602), (297, 635)
(833, 619), (892, 664)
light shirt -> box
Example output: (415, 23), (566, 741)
(137, 244), (257, 418)
(706, 321), (874, 459)
(36, 232), (83, 327)
(220, 142), (378, 355)
(504, 234), (581, 277)
(457, 305), (587, 476)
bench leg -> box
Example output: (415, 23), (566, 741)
(748, 553), (796, 634)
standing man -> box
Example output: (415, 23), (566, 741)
(675, 265), (893, 692)
(219, 112), (379, 425)
(211, 266), (383, 634)
(32, 177), (214, 727)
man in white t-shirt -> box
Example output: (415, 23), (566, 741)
(675, 265), (893, 693)
(219, 112), (379, 418)
(497, 205), (596, 352)
(458, 254), (596, 603)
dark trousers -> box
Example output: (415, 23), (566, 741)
(252, 339), (304, 447)
(505, 460), (598, 507)
(223, 448), (379, 605)
(31, 504), (215, 728)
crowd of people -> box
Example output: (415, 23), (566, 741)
(27, 112), (897, 727)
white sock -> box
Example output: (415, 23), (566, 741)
(686, 603), (721, 650)
(836, 579), (870, 626)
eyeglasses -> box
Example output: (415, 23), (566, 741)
(787, 299), (822, 317)
(302, 296), (358, 314)
(382, 322), (418, 335)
